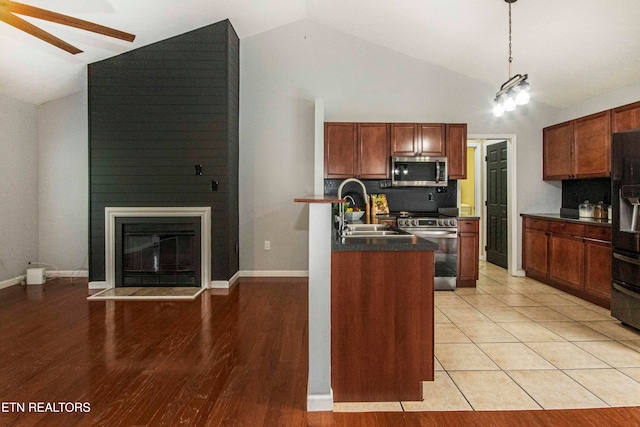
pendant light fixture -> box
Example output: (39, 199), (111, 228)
(493, 0), (530, 117)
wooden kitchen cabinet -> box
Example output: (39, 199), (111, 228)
(522, 215), (611, 308)
(584, 238), (612, 301)
(543, 121), (574, 180)
(325, 122), (357, 178)
(357, 123), (390, 179)
(327, 121), (467, 180)
(543, 111), (610, 180)
(549, 233), (584, 292)
(584, 225), (612, 302)
(324, 122), (390, 179)
(446, 124), (467, 180)
(522, 218), (550, 280)
(573, 111), (611, 178)
(612, 100), (640, 133)
(457, 218), (479, 287)
(331, 250), (434, 402)
(391, 123), (445, 157)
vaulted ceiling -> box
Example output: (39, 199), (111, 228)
(2, 0), (640, 108)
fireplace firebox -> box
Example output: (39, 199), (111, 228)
(115, 217), (202, 287)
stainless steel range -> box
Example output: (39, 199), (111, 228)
(396, 213), (458, 291)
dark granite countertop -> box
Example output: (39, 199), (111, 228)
(331, 226), (439, 252)
(521, 213), (611, 227)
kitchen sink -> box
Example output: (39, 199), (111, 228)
(341, 224), (416, 239)
(341, 233), (416, 240)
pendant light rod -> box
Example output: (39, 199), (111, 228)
(507, 0), (513, 79)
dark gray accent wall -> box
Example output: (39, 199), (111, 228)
(88, 20), (239, 283)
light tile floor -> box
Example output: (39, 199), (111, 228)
(333, 260), (640, 412)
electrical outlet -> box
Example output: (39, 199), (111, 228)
(264, 240), (271, 250)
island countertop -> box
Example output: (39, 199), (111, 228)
(331, 228), (439, 252)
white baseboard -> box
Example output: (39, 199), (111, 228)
(239, 270), (309, 277)
(48, 270), (89, 278)
(307, 389), (334, 412)
(210, 271), (240, 289)
(89, 281), (107, 290)
(0, 275), (25, 290)
(514, 269), (526, 277)
(90, 270), (303, 290)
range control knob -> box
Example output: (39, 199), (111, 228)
(411, 219), (419, 227)
(437, 219), (445, 227)
(450, 219), (457, 227)
(400, 219), (407, 227)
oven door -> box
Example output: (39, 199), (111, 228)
(402, 228), (458, 291)
(612, 249), (640, 330)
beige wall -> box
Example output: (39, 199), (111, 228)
(240, 18), (560, 272)
(0, 95), (39, 282)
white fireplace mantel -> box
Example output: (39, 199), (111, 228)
(101, 206), (212, 289)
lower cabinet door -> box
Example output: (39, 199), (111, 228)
(584, 239), (612, 299)
(523, 228), (549, 278)
(549, 234), (584, 291)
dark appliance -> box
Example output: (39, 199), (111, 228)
(391, 156), (448, 187)
(396, 212), (457, 290)
(611, 130), (640, 329)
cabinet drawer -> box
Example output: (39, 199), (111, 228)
(584, 225), (611, 242)
(550, 221), (584, 237)
(458, 219), (478, 233)
(523, 217), (550, 231)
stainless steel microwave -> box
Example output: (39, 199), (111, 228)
(391, 156), (448, 187)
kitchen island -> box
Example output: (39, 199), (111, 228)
(331, 228), (438, 402)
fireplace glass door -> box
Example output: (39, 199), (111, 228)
(115, 217), (202, 287)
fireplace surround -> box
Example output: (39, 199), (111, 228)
(104, 207), (211, 289)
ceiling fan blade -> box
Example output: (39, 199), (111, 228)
(6, 1), (135, 42)
(0, 10), (82, 54)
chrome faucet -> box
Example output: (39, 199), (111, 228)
(337, 178), (368, 235)
(344, 195), (356, 207)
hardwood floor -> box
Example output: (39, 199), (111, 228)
(1, 277), (640, 426)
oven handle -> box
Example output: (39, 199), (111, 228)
(613, 281), (640, 299)
(613, 252), (640, 266)
(401, 229), (458, 238)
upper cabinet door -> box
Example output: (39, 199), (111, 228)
(325, 122), (356, 178)
(418, 123), (445, 156)
(358, 123), (390, 179)
(445, 123), (467, 179)
(573, 111), (611, 178)
(391, 123), (419, 156)
(612, 101), (640, 133)
(543, 121), (574, 180)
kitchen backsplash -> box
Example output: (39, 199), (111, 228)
(562, 178), (611, 209)
(324, 179), (457, 212)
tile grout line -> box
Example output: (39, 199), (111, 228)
(432, 262), (640, 411)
